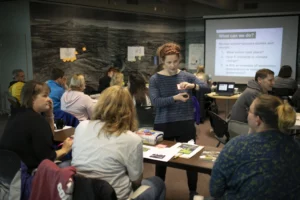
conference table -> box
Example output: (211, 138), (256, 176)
(206, 92), (240, 118)
(54, 128), (220, 175)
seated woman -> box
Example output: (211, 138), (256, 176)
(71, 86), (165, 200)
(0, 80), (73, 172)
(61, 74), (95, 121)
(210, 94), (300, 199)
(194, 65), (210, 84)
(128, 72), (151, 107)
(110, 71), (124, 87)
(274, 65), (297, 90)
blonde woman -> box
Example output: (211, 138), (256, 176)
(110, 71), (124, 86)
(210, 94), (300, 199)
(71, 86), (165, 200)
(194, 65), (209, 84)
(61, 74), (95, 121)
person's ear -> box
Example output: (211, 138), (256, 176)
(257, 77), (262, 84)
(256, 116), (263, 126)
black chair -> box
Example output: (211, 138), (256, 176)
(73, 174), (117, 200)
(271, 87), (296, 104)
(208, 111), (230, 147)
(0, 150), (21, 199)
(136, 106), (155, 128)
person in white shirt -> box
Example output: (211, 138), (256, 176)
(61, 74), (95, 121)
(71, 85), (165, 200)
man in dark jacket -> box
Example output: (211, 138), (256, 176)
(230, 68), (275, 123)
(98, 67), (117, 93)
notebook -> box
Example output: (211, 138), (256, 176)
(216, 82), (235, 96)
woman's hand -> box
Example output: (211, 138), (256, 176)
(179, 82), (195, 90)
(173, 93), (189, 102)
(61, 137), (73, 153)
(45, 99), (54, 117)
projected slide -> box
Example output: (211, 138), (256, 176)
(215, 28), (283, 77)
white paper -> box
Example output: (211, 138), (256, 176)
(171, 143), (204, 159)
(127, 46), (144, 61)
(143, 145), (180, 162)
(90, 93), (101, 99)
(60, 48), (76, 59)
(188, 44), (204, 70)
(54, 125), (72, 132)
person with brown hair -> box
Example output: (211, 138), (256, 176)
(210, 94), (300, 199)
(230, 68), (275, 123)
(71, 86), (165, 200)
(47, 68), (67, 111)
(98, 66), (118, 93)
(149, 42), (209, 199)
(0, 80), (73, 172)
(274, 65), (297, 90)
(128, 72), (151, 107)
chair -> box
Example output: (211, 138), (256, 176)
(136, 105), (155, 128)
(0, 150), (21, 199)
(208, 111), (230, 147)
(73, 174), (117, 200)
(5, 92), (20, 116)
(228, 120), (249, 139)
(53, 109), (80, 128)
(271, 87), (295, 104)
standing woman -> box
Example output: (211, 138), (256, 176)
(149, 42), (209, 199)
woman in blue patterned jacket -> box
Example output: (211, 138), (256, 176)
(210, 94), (300, 200)
(149, 42), (210, 200)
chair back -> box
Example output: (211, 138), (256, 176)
(136, 106), (155, 128)
(272, 87), (295, 97)
(228, 120), (249, 139)
(54, 109), (80, 127)
(0, 150), (21, 186)
(208, 111), (230, 145)
(73, 174), (117, 200)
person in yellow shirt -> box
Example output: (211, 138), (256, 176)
(8, 69), (25, 102)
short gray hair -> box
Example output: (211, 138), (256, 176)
(12, 69), (24, 79)
(69, 74), (85, 91)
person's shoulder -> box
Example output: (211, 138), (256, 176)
(17, 109), (47, 126)
(122, 130), (142, 143)
(12, 81), (24, 88)
(149, 73), (159, 83)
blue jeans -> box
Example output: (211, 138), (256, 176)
(135, 176), (165, 200)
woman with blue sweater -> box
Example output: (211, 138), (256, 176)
(149, 42), (209, 200)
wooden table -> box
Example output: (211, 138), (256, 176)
(143, 141), (220, 175)
(206, 92), (240, 117)
(53, 128), (220, 175)
(53, 127), (75, 142)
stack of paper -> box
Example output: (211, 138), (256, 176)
(199, 151), (220, 162)
(143, 145), (180, 162)
(171, 143), (204, 159)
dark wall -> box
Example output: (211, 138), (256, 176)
(30, 2), (186, 89)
